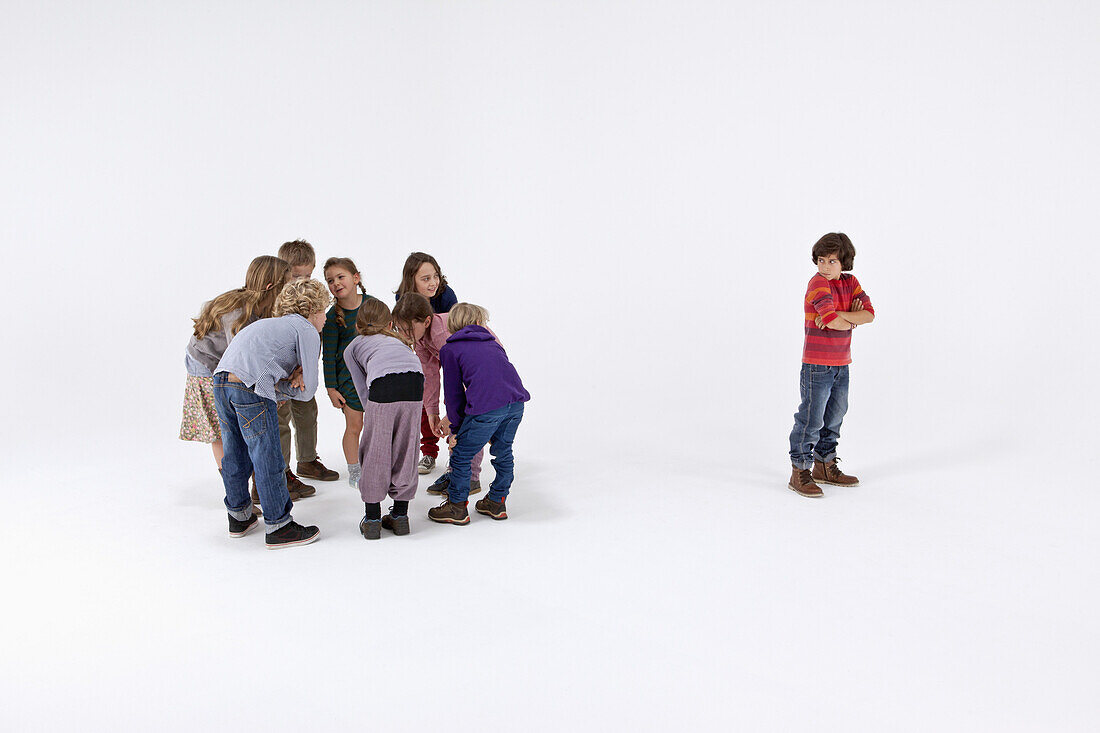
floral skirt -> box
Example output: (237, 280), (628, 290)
(180, 374), (221, 443)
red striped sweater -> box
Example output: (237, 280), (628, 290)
(802, 273), (874, 366)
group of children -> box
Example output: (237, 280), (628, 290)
(181, 241), (530, 549)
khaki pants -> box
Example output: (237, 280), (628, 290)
(278, 397), (319, 467)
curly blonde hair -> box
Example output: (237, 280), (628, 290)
(446, 303), (489, 333)
(273, 278), (331, 318)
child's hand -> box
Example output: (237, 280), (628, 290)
(447, 434), (457, 449)
(438, 416), (451, 436)
(851, 299), (864, 312)
(289, 366), (305, 391)
(328, 388), (346, 409)
(815, 315), (826, 329)
(428, 414), (444, 437)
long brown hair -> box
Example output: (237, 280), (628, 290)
(192, 255), (291, 339)
(355, 297), (412, 347)
(395, 252), (448, 299)
(323, 256), (368, 328)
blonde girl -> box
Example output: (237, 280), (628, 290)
(342, 298), (424, 539)
(321, 257), (373, 487)
(181, 255), (291, 471)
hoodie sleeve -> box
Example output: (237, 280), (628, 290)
(439, 343), (467, 431)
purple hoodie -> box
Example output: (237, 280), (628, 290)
(440, 325), (530, 431)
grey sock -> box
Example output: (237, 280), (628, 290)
(348, 463), (361, 488)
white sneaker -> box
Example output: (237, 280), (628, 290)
(417, 455), (436, 475)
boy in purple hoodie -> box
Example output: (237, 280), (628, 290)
(428, 303), (530, 524)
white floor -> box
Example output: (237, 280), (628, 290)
(6, 403), (1096, 731)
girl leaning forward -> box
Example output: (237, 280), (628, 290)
(342, 299), (425, 539)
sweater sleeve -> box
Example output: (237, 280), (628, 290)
(439, 286), (458, 313)
(851, 276), (874, 316)
(321, 312), (339, 388)
(806, 275), (838, 325)
(440, 345), (467, 431)
(420, 318), (449, 415)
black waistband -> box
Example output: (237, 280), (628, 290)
(369, 371), (425, 403)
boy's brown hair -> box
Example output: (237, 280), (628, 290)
(811, 232), (856, 271)
(278, 239), (317, 268)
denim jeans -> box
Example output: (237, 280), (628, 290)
(213, 374), (293, 530)
(788, 364), (849, 470)
(447, 402), (524, 504)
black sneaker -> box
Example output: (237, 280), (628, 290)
(360, 518), (382, 540)
(228, 512), (259, 538)
(265, 521), (320, 549)
(381, 513), (410, 535)
(426, 472), (481, 496)
(426, 471), (450, 495)
(475, 497), (508, 520)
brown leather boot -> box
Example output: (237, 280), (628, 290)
(812, 459), (859, 487)
(253, 475), (301, 503)
(285, 469), (316, 498)
(788, 466), (824, 498)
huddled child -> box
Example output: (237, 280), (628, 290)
(394, 252), (458, 475)
(213, 278), (331, 548)
(342, 299), (425, 539)
(181, 255), (291, 514)
(428, 303), (530, 525)
(788, 232), (875, 498)
(321, 257), (374, 489)
(274, 240), (339, 493)
(392, 293), (488, 497)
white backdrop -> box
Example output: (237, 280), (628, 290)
(3, 1), (1097, 730)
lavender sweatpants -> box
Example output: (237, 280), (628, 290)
(357, 400), (421, 504)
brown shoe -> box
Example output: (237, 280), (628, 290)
(474, 497), (507, 520)
(285, 469), (316, 498)
(788, 467), (824, 498)
(812, 459), (859, 487)
(253, 476), (300, 503)
(427, 500), (470, 525)
(297, 459), (339, 481)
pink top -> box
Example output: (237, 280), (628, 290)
(414, 313), (499, 415)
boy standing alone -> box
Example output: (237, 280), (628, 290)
(788, 233), (876, 498)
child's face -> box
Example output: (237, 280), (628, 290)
(816, 252), (842, 280)
(291, 263), (315, 280)
(325, 267), (360, 300)
(414, 262), (440, 299)
(307, 310), (326, 332)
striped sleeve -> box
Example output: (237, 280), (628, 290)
(851, 276), (874, 315)
(806, 276), (838, 325)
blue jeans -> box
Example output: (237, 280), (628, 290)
(448, 402), (524, 504)
(213, 374), (293, 529)
(788, 364), (849, 470)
